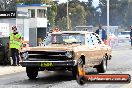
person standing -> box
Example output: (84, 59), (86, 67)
(9, 26), (22, 66)
(95, 24), (107, 43)
(130, 26), (132, 47)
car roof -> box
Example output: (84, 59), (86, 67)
(51, 31), (94, 34)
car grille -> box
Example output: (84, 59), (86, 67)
(27, 51), (71, 61)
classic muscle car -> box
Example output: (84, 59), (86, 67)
(20, 31), (112, 79)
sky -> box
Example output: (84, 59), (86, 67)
(58, 0), (99, 7)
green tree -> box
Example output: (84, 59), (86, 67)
(16, 0), (52, 4)
(56, 0), (87, 30)
(109, 0), (128, 26)
(69, 3), (87, 28)
(124, 0), (131, 26)
(47, 1), (57, 27)
(98, 0), (128, 26)
(97, 0), (107, 25)
(56, 17), (67, 31)
(0, 0), (16, 11)
(85, 0), (97, 26)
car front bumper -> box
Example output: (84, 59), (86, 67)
(20, 60), (77, 67)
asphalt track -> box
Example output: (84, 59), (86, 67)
(0, 42), (131, 88)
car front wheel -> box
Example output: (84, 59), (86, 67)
(96, 59), (107, 73)
(72, 57), (85, 79)
(26, 67), (38, 79)
(72, 65), (78, 79)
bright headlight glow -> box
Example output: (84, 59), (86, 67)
(65, 51), (73, 58)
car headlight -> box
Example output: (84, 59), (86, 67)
(65, 51), (73, 58)
(22, 52), (28, 59)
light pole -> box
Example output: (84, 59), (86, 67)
(107, 0), (110, 34)
(99, 14), (101, 24)
(67, 0), (69, 31)
(98, 9), (101, 24)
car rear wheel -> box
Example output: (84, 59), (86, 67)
(26, 67), (38, 79)
(96, 59), (107, 73)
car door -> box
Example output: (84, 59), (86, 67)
(92, 33), (103, 61)
(96, 34), (108, 58)
(85, 33), (97, 67)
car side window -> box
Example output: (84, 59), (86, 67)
(86, 34), (93, 46)
(92, 34), (101, 45)
(95, 34), (102, 44)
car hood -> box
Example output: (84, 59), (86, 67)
(23, 44), (82, 51)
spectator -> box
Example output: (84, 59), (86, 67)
(95, 24), (107, 43)
(9, 26), (22, 66)
(130, 26), (132, 47)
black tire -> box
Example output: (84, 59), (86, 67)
(76, 76), (87, 85)
(72, 65), (78, 79)
(96, 59), (107, 73)
(72, 57), (84, 79)
(26, 67), (38, 79)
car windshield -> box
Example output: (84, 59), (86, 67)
(44, 33), (85, 45)
(119, 32), (130, 35)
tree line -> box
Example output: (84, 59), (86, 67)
(1, 0), (131, 30)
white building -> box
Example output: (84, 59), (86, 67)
(17, 4), (50, 46)
(0, 18), (16, 37)
(16, 11), (29, 41)
(0, 23), (9, 37)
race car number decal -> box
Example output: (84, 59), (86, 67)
(41, 62), (53, 67)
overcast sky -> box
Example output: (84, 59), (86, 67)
(58, 0), (99, 7)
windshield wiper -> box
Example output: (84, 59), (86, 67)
(64, 42), (82, 45)
(52, 42), (62, 44)
(72, 42), (82, 44)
